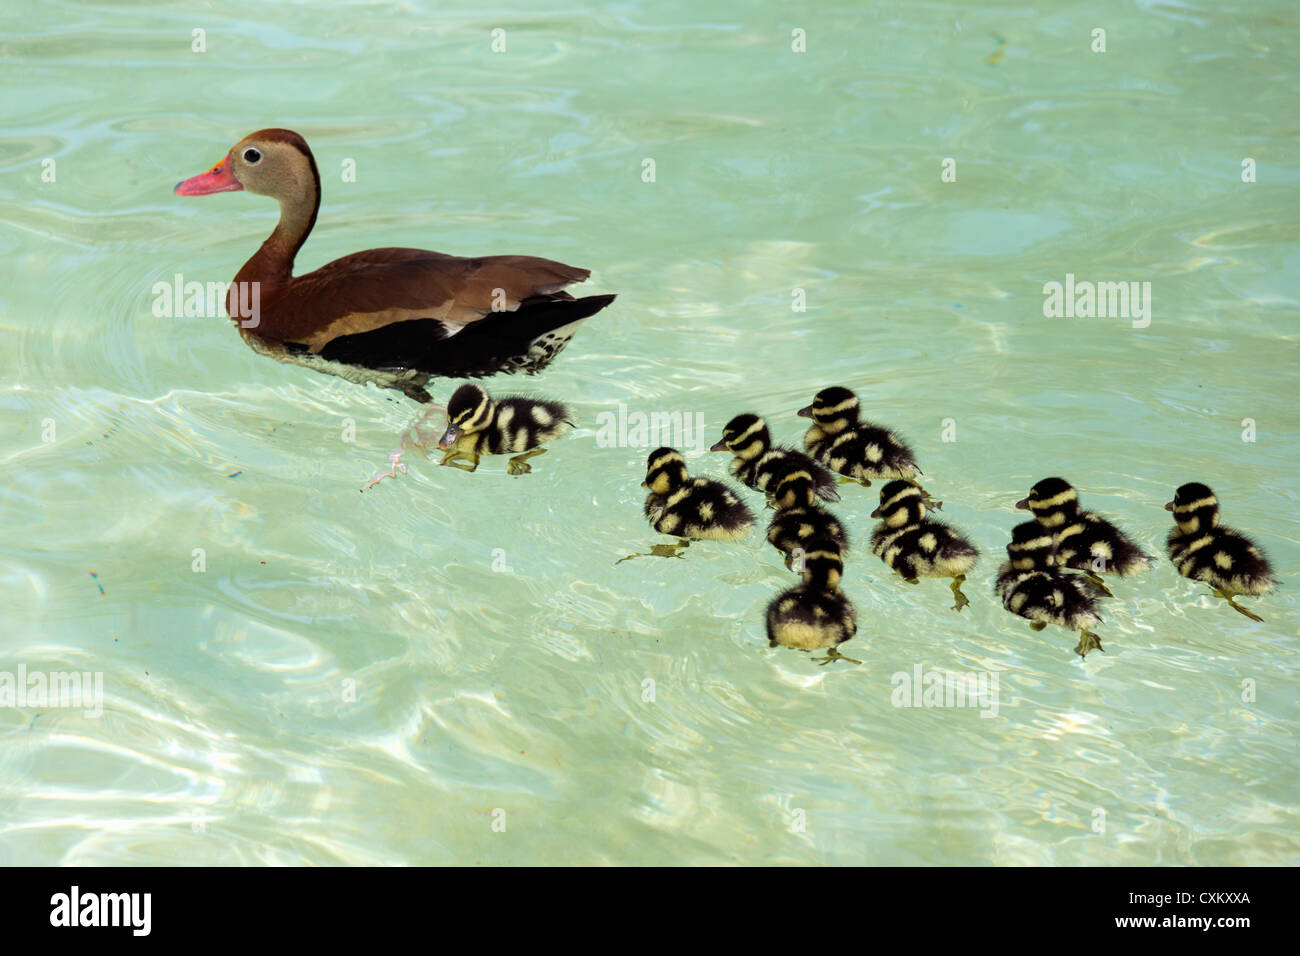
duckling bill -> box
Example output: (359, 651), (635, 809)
(1165, 482), (1276, 622)
(619, 447), (755, 563)
(437, 383), (572, 474)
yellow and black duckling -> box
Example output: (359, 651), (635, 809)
(766, 468), (850, 570)
(1165, 482), (1276, 623)
(619, 447), (755, 562)
(995, 520), (1105, 659)
(796, 386), (920, 486)
(1015, 477), (1151, 596)
(766, 545), (860, 665)
(869, 480), (978, 611)
(437, 382), (572, 474)
(711, 412), (840, 503)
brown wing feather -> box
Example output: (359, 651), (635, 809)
(258, 248), (592, 348)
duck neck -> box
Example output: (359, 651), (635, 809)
(231, 157), (322, 304)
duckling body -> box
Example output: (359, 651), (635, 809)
(712, 413), (839, 503)
(765, 545), (859, 664)
(1165, 482), (1275, 622)
(641, 447), (754, 541)
(766, 587), (858, 657)
(797, 386), (919, 484)
(437, 383), (571, 474)
(766, 469), (849, 568)
(869, 480), (978, 610)
(995, 520), (1104, 657)
(1016, 478), (1151, 591)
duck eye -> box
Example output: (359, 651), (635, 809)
(242, 147), (262, 164)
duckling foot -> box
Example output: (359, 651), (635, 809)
(616, 539), (690, 565)
(363, 401), (448, 490)
(1075, 630), (1105, 659)
(1084, 572), (1114, 598)
(507, 447), (547, 476)
(1029, 621), (1048, 631)
(439, 449), (480, 472)
(1214, 589), (1265, 623)
(836, 475), (870, 487)
(812, 646), (862, 666)
(363, 452), (408, 490)
(950, 574), (970, 612)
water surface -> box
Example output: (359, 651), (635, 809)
(1, 0), (1297, 865)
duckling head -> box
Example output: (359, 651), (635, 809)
(1165, 482), (1219, 534)
(1015, 476), (1080, 528)
(771, 469), (817, 510)
(797, 386), (859, 435)
(870, 479), (927, 526)
(438, 383), (495, 448)
(711, 413), (770, 461)
(1006, 520), (1056, 571)
(797, 541), (845, 591)
(642, 447), (688, 494)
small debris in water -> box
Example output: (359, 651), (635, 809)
(987, 32), (1006, 66)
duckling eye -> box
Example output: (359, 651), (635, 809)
(242, 147), (262, 164)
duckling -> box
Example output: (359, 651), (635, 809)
(711, 413), (840, 503)
(437, 383), (571, 474)
(995, 520), (1105, 658)
(618, 447), (755, 563)
(765, 547), (860, 665)
(796, 386), (920, 486)
(1015, 477), (1151, 596)
(1165, 482), (1276, 623)
(766, 468), (850, 570)
(792, 538), (849, 589)
(869, 480), (978, 611)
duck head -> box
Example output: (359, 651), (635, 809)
(176, 129), (318, 201)
(1166, 482), (1219, 534)
(711, 413), (769, 460)
(797, 386), (859, 435)
(642, 447), (688, 493)
(439, 383), (495, 449)
(795, 540), (845, 591)
(175, 129), (322, 266)
(1005, 520), (1057, 571)
(871, 479), (927, 526)
(771, 468), (817, 510)
(1016, 476), (1080, 528)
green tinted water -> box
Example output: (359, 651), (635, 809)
(1, 0), (1297, 865)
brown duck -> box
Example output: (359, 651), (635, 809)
(174, 128), (614, 404)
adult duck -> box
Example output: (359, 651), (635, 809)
(174, 128), (614, 404)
